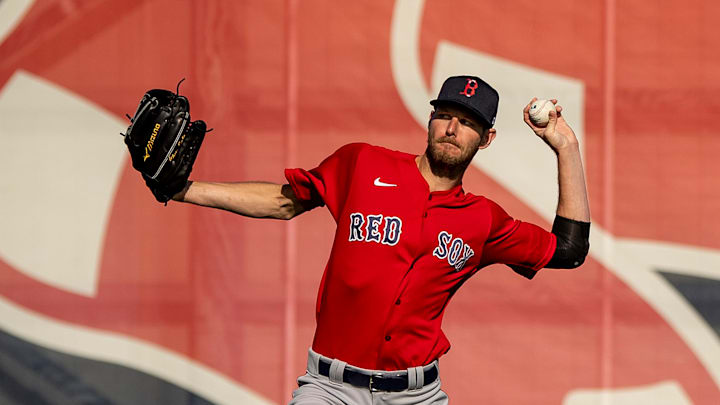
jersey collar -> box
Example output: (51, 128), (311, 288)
(409, 154), (466, 199)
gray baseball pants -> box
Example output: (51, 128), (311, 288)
(289, 349), (449, 405)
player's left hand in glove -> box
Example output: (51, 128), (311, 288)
(122, 81), (209, 203)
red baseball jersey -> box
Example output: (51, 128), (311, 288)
(285, 143), (556, 370)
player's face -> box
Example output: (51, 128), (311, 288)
(426, 104), (489, 168)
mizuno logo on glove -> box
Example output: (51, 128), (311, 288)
(144, 123), (161, 161)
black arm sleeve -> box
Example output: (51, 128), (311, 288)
(545, 215), (591, 269)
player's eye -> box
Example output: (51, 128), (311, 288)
(435, 113), (451, 120)
(459, 118), (477, 128)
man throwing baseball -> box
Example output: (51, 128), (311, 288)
(171, 76), (590, 404)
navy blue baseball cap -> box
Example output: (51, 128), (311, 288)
(430, 75), (499, 128)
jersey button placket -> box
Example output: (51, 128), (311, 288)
(422, 192), (432, 222)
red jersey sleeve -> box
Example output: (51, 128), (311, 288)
(478, 199), (557, 277)
(284, 143), (364, 220)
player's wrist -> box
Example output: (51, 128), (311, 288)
(552, 139), (579, 155)
(171, 180), (192, 202)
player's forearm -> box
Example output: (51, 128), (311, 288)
(555, 143), (590, 222)
(173, 181), (304, 219)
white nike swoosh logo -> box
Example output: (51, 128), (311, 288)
(374, 177), (397, 187)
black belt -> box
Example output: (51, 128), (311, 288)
(318, 358), (438, 392)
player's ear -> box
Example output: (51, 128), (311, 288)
(428, 110), (435, 129)
(478, 128), (496, 150)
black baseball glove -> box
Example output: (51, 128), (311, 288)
(122, 82), (208, 203)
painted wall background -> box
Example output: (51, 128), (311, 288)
(0, 0), (719, 404)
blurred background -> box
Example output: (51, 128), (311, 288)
(0, 0), (719, 404)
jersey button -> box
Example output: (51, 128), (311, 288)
(395, 299), (401, 305)
(423, 212), (428, 218)
(385, 335), (391, 341)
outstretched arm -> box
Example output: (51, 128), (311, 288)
(172, 181), (307, 220)
(523, 99), (590, 268)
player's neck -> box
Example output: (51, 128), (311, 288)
(415, 155), (464, 192)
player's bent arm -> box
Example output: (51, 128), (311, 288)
(522, 100), (591, 269)
(549, 131), (591, 269)
(547, 139), (591, 269)
(172, 181), (306, 220)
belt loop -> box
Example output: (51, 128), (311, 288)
(406, 366), (418, 390)
(307, 348), (320, 375)
(329, 359), (347, 385)
(414, 365), (424, 389)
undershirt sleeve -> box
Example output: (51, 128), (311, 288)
(478, 200), (557, 278)
(284, 143), (365, 220)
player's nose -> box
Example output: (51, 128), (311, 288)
(445, 117), (459, 136)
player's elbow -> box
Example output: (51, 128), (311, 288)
(274, 188), (305, 220)
(565, 244), (589, 269)
(546, 238), (589, 269)
(573, 249), (588, 268)
(545, 216), (591, 269)
(275, 201), (300, 220)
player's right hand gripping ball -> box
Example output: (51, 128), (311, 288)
(122, 86), (209, 203)
(528, 99), (555, 127)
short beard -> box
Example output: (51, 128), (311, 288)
(424, 138), (479, 180)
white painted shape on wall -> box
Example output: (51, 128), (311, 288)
(0, 0), (34, 45)
(0, 70), (126, 297)
(389, 0), (431, 126)
(563, 380), (692, 405)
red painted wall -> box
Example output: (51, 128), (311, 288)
(1, 1), (719, 404)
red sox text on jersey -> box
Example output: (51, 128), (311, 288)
(348, 214), (475, 272)
(285, 143), (556, 370)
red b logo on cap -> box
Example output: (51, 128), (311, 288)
(460, 79), (478, 97)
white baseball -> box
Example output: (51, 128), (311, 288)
(528, 99), (555, 127)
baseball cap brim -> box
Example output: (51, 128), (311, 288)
(430, 99), (493, 129)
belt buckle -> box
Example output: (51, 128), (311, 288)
(369, 372), (384, 392)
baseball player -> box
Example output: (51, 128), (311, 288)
(171, 76), (590, 404)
